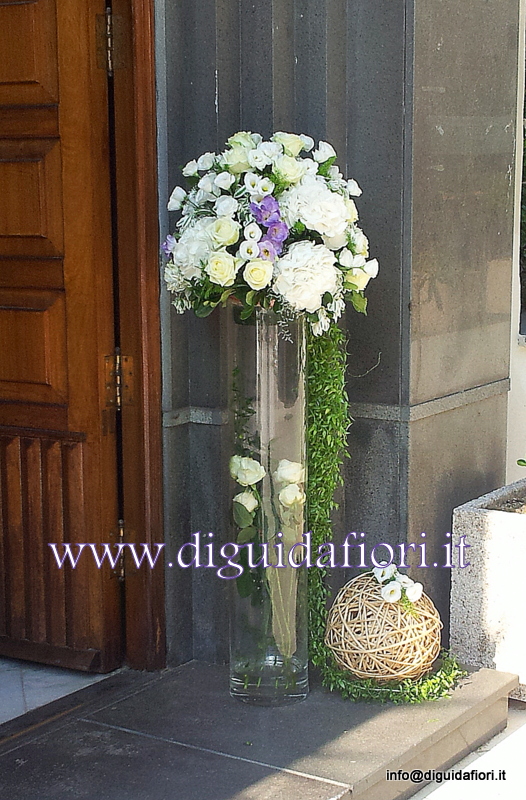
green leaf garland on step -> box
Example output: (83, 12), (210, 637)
(306, 325), (467, 703)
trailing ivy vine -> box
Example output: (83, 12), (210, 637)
(306, 325), (467, 703)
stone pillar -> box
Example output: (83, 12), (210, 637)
(344, 0), (521, 634)
(156, 0), (522, 661)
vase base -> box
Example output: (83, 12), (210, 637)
(230, 656), (308, 706)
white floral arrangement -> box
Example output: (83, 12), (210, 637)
(372, 563), (424, 605)
(163, 131), (378, 335)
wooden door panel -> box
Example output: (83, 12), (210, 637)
(0, 139), (63, 256)
(0, 0), (122, 672)
(0, 0), (59, 105)
(0, 289), (68, 404)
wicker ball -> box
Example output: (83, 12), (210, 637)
(325, 573), (442, 682)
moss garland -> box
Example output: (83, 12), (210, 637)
(306, 325), (467, 703)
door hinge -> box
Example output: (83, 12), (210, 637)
(96, 8), (126, 76)
(104, 350), (134, 411)
(112, 519), (126, 582)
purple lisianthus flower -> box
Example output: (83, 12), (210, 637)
(258, 238), (278, 261)
(161, 234), (177, 256)
(250, 196), (281, 227)
(266, 221), (289, 243)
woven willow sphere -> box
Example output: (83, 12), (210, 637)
(325, 573), (442, 682)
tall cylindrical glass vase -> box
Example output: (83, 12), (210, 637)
(228, 306), (309, 705)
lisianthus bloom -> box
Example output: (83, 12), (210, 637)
(373, 563), (397, 583)
(381, 582), (402, 603)
(250, 196), (281, 227)
(405, 582), (424, 602)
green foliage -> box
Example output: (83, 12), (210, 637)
(306, 325), (467, 703)
(321, 651), (467, 704)
(306, 325), (350, 669)
(518, 459), (526, 467)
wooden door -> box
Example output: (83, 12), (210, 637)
(0, 0), (122, 671)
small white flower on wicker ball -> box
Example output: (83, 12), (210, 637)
(405, 582), (424, 603)
(395, 573), (414, 588)
(373, 563), (397, 583)
(233, 490), (258, 513)
(381, 581), (402, 603)
(229, 455), (266, 486)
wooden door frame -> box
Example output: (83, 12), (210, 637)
(114, 0), (165, 670)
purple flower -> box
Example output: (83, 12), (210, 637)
(266, 221), (289, 243)
(258, 239), (278, 261)
(250, 196), (281, 227)
(161, 234), (177, 255)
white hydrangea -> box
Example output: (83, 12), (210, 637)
(280, 176), (353, 239)
(273, 241), (341, 314)
(170, 218), (213, 280)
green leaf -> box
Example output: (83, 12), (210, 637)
(194, 303), (216, 318)
(518, 459), (526, 467)
(317, 156), (336, 177)
(246, 291), (256, 306)
(350, 292), (368, 314)
(237, 526), (257, 544)
(233, 502), (254, 528)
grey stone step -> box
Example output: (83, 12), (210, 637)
(0, 662), (517, 800)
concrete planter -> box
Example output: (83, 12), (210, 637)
(450, 478), (526, 700)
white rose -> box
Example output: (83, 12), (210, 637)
(228, 131), (258, 149)
(274, 459), (305, 484)
(238, 240), (260, 260)
(197, 151), (215, 171)
(364, 258), (379, 278)
(222, 145), (251, 174)
(243, 258), (273, 290)
(299, 134), (314, 151)
(244, 222), (262, 242)
(381, 582), (402, 603)
(313, 140), (337, 163)
(339, 249), (365, 269)
(346, 269), (371, 291)
(205, 250), (238, 286)
(272, 132), (305, 157)
(273, 154), (306, 185)
(347, 178), (362, 196)
(214, 195), (239, 217)
(279, 483), (306, 507)
(229, 455), (266, 486)
(373, 563), (398, 583)
(233, 490), (258, 513)
(167, 186), (186, 211)
(214, 171), (236, 190)
(208, 217), (241, 247)
(405, 582), (424, 603)
(182, 160), (198, 177)
(323, 233), (348, 250)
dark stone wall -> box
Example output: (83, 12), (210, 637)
(157, 0), (521, 662)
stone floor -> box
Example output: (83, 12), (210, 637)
(0, 660), (518, 799)
(0, 657), (107, 725)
